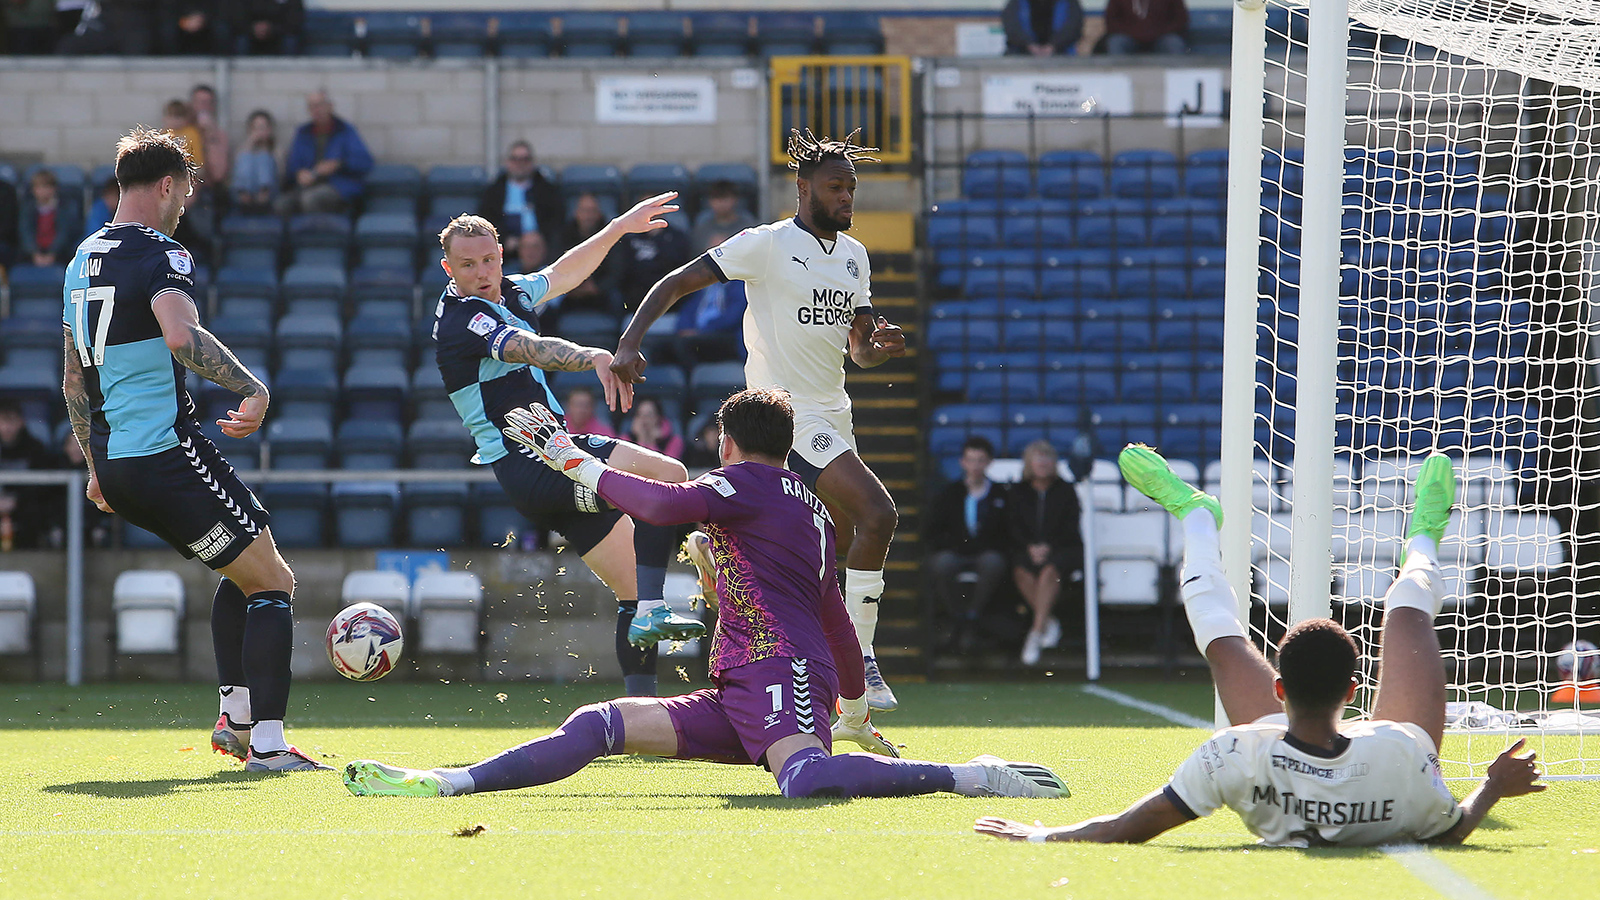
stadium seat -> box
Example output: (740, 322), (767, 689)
(963, 150), (1031, 199)
(356, 211), (419, 253)
(407, 419), (475, 468)
(343, 365), (410, 420)
(341, 570), (411, 621)
(111, 570), (184, 656)
(337, 419), (405, 470)
(6, 266), (66, 301)
(255, 483), (325, 547)
(426, 164), (487, 200)
(411, 570), (483, 655)
(1111, 150), (1181, 199)
(276, 314), (342, 371)
(561, 12), (622, 57)
(0, 317), (62, 370)
(333, 482), (400, 547)
(410, 365), (454, 421)
(405, 481), (470, 547)
(267, 417), (333, 470)
(1185, 149), (1229, 199)
(281, 263), (347, 302)
(347, 315), (413, 370)
(1037, 150), (1105, 200)
(429, 12), (491, 58)
(757, 12), (818, 56)
(349, 267), (417, 317)
(691, 12), (753, 56)
(0, 571), (35, 656)
(820, 11), (885, 54)
(272, 368), (339, 421)
(495, 12), (553, 58)
(625, 163), (691, 202)
(472, 482), (527, 547)
(303, 10), (356, 55)
(561, 164), (625, 215)
(627, 12), (688, 57)
(360, 12), (425, 59)
(689, 360), (746, 404)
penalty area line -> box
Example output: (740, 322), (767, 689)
(1079, 684), (1211, 729)
(1380, 844), (1498, 900)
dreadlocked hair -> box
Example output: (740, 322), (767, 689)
(786, 128), (880, 177)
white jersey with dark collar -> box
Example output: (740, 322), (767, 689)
(1165, 716), (1462, 847)
(702, 217), (872, 413)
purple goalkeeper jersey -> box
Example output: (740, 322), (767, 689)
(692, 462), (840, 679)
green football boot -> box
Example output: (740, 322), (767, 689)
(343, 760), (450, 797)
(1118, 443), (1223, 524)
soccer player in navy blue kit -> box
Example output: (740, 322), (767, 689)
(431, 207), (704, 696)
(62, 127), (326, 772)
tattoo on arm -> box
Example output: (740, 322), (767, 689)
(171, 324), (267, 397)
(62, 327), (93, 466)
(497, 331), (602, 372)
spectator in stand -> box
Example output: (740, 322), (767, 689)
(515, 228), (551, 274)
(276, 90), (374, 215)
(1102, 0), (1188, 54)
(1008, 439), (1084, 666)
(189, 84), (231, 185)
(672, 233), (747, 367)
(6, 0), (58, 55)
(0, 175), (18, 270)
(553, 192), (618, 315)
(161, 0), (218, 54)
(683, 419), (721, 471)
(689, 180), (755, 252)
(625, 398), (683, 461)
(615, 191), (691, 314)
(231, 109), (279, 215)
(83, 178), (119, 237)
(0, 400), (60, 551)
(19, 169), (80, 268)
(561, 386), (617, 439)
(228, 0), (301, 54)
(162, 99), (206, 173)
(925, 435), (1011, 654)
(56, 0), (156, 54)
(478, 140), (563, 256)
(1002, 0), (1084, 56)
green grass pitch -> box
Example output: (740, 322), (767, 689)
(1, 680), (1594, 899)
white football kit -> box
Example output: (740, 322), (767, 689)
(1165, 715), (1462, 847)
(703, 217), (873, 475)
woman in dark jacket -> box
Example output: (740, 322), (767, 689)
(1008, 439), (1084, 665)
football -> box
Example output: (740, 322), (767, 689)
(1555, 639), (1600, 685)
(326, 603), (405, 682)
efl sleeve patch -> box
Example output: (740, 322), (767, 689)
(467, 312), (499, 336)
(696, 473), (737, 497)
(165, 249), (194, 274)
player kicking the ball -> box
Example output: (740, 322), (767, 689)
(976, 446), (1544, 847)
(343, 389), (1066, 801)
(431, 207), (704, 697)
(610, 130), (908, 711)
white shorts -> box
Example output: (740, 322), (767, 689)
(789, 406), (856, 475)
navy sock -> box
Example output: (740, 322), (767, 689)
(242, 590), (294, 722)
(210, 579), (248, 687)
(615, 601), (658, 695)
(633, 521), (673, 603)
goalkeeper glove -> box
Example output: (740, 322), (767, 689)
(831, 695), (899, 757)
(502, 404), (605, 490)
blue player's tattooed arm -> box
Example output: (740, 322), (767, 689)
(495, 330), (606, 372)
(169, 322), (267, 398)
(61, 326), (93, 467)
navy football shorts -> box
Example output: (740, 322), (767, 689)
(490, 433), (624, 556)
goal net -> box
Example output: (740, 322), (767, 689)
(1241, 0), (1600, 777)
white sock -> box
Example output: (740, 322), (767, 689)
(436, 767), (475, 796)
(635, 598), (667, 616)
(1178, 509), (1246, 653)
(1384, 551), (1444, 619)
(949, 763), (986, 796)
(1405, 535), (1439, 565)
(249, 719), (288, 753)
(844, 568), (885, 655)
(218, 685), (252, 727)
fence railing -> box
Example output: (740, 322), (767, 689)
(769, 54), (913, 165)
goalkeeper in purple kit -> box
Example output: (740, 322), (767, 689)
(343, 389), (1067, 800)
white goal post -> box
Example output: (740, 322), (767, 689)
(1224, 0), (1600, 777)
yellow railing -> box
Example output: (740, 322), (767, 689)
(769, 55), (913, 166)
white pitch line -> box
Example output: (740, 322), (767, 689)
(1380, 844), (1498, 900)
(1080, 685), (1499, 899)
(1079, 684), (1212, 729)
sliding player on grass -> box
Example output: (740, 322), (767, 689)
(344, 389), (1066, 801)
(976, 446), (1544, 846)
(432, 207), (703, 697)
(610, 130), (907, 711)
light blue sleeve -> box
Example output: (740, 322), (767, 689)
(507, 272), (552, 307)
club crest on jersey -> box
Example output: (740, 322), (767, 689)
(812, 433), (832, 453)
(847, 258), (858, 278)
(166, 249), (193, 274)
(586, 436), (608, 449)
(467, 312), (498, 336)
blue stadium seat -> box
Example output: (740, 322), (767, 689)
(6, 266), (66, 301)
(1037, 150), (1104, 200)
(427, 165), (487, 199)
(273, 367), (339, 421)
(411, 365), (454, 421)
(962, 150), (1031, 200)
(361, 12), (425, 59)
(333, 482), (400, 547)
(266, 417), (333, 470)
(281, 263), (347, 302)
(627, 12), (688, 57)
(1156, 367), (1198, 404)
(261, 485), (328, 547)
(927, 213), (1000, 250)
(276, 315), (342, 371)
(405, 482), (470, 547)
(303, 11), (356, 56)
(208, 315), (273, 358)
(0, 317), (60, 370)
(356, 212), (419, 251)
(344, 365), (409, 420)
(338, 419), (404, 470)
(964, 267), (1037, 299)
(926, 319), (999, 352)
(347, 315), (412, 369)
(407, 419), (474, 469)
(929, 425), (999, 460)
(1185, 149), (1228, 199)
(562, 164), (625, 213)
(562, 12), (623, 57)
(819, 11), (884, 55)
(215, 264), (279, 301)
(474, 482), (528, 546)
(221, 215), (285, 252)
(688, 360), (746, 403)
(693, 162), (760, 212)
(495, 12), (553, 58)
(429, 12), (491, 58)
(625, 163), (691, 202)
(631, 363), (688, 406)
(758, 12), (818, 56)
(931, 403), (1005, 428)
(349, 266), (416, 314)
(1111, 150), (1180, 200)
